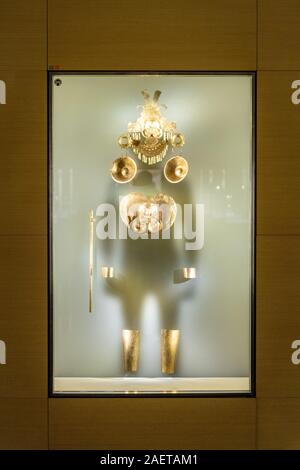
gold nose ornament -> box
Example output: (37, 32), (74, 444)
(164, 156), (189, 183)
(111, 156), (137, 184)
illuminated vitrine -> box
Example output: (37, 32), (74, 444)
(50, 72), (255, 395)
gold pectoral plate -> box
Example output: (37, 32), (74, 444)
(120, 192), (177, 235)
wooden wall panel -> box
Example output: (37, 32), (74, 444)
(1, 0), (299, 451)
(0, 0), (48, 450)
(0, 71), (47, 235)
(0, 236), (47, 397)
(257, 398), (300, 449)
(0, 398), (48, 449)
(0, 0), (46, 70)
(49, 398), (256, 450)
(257, 236), (300, 397)
(257, 72), (300, 234)
(48, 0), (256, 71)
(259, 1), (300, 70)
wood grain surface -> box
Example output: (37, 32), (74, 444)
(258, 398), (300, 449)
(257, 236), (300, 397)
(259, 0), (300, 70)
(49, 398), (256, 449)
(48, 0), (256, 71)
(257, 72), (300, 234)
(0, 0), (46, 70)
(0, 71), (47, 235)
(0, 398), (47, 449)
(0, 236), (47, 398)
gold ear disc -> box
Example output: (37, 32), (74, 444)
(164, 156), (189, 183)
(111, 156), (137, 184)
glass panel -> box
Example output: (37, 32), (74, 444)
(51, 73), (254, 395)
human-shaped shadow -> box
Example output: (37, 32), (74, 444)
(99, 164), (200, 335)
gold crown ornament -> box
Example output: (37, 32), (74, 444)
(118, 90), (185, 166)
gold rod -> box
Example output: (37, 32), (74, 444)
(89, 209), (95, 313)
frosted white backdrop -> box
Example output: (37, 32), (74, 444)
(52, 74), (253, 384)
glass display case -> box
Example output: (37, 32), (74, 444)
(49, 72), (255, 395)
